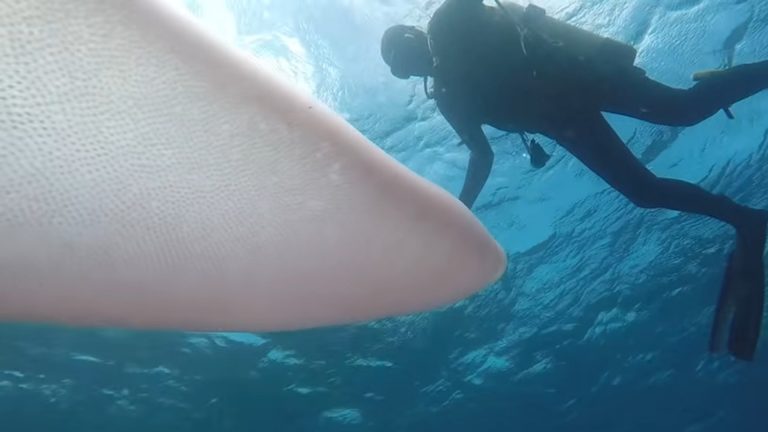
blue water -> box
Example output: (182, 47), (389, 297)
(2, 0), (768, 430)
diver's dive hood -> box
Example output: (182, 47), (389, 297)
(380, 25), (430, 79)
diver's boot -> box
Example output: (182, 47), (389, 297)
(692, 60), (768, 84)
(692, 60), (768, 119)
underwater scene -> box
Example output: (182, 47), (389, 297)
(2, 0), (768, 431)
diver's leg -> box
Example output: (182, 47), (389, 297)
(549, 111), (767, 360)
(551, 112), (762, 227)
(603, 60), (768, 126)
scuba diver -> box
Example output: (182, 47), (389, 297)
(380, 0), (768, 361)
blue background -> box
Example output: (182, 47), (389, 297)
(2, 1), (767, 430)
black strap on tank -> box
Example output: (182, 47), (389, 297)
(494, 0), (530, 57)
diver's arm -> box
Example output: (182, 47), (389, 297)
(457, 126), (494, 209)
(437, 97), (493, 209)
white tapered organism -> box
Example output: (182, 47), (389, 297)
(0, 0), (506, 332)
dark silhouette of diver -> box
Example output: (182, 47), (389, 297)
(380, 0), (768, 361)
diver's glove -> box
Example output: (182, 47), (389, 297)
(519, 132), (551, 169)
(528, 138), (551, 169)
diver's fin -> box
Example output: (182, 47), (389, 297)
(727, 277), (764, 361)
(711, 216), (767, 361)
(727, 228), (767, 361)
(709, 251), (738, 354)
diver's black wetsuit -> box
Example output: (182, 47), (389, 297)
(425, 0), (768, 360)
(428, 0), (768, 231)
(546, 63), (768, 231)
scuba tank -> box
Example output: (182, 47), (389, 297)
(490, 1), (640, 168)
(494, 1), (641, 82)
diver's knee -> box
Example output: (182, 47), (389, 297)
(622, 181), (664, 209)
(658, 89), (715, 126)
(660, 100), (711, 126)
(627, 193), (660, 209)
(671, 110), (709, 127)
(670, 114), (699, 127)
